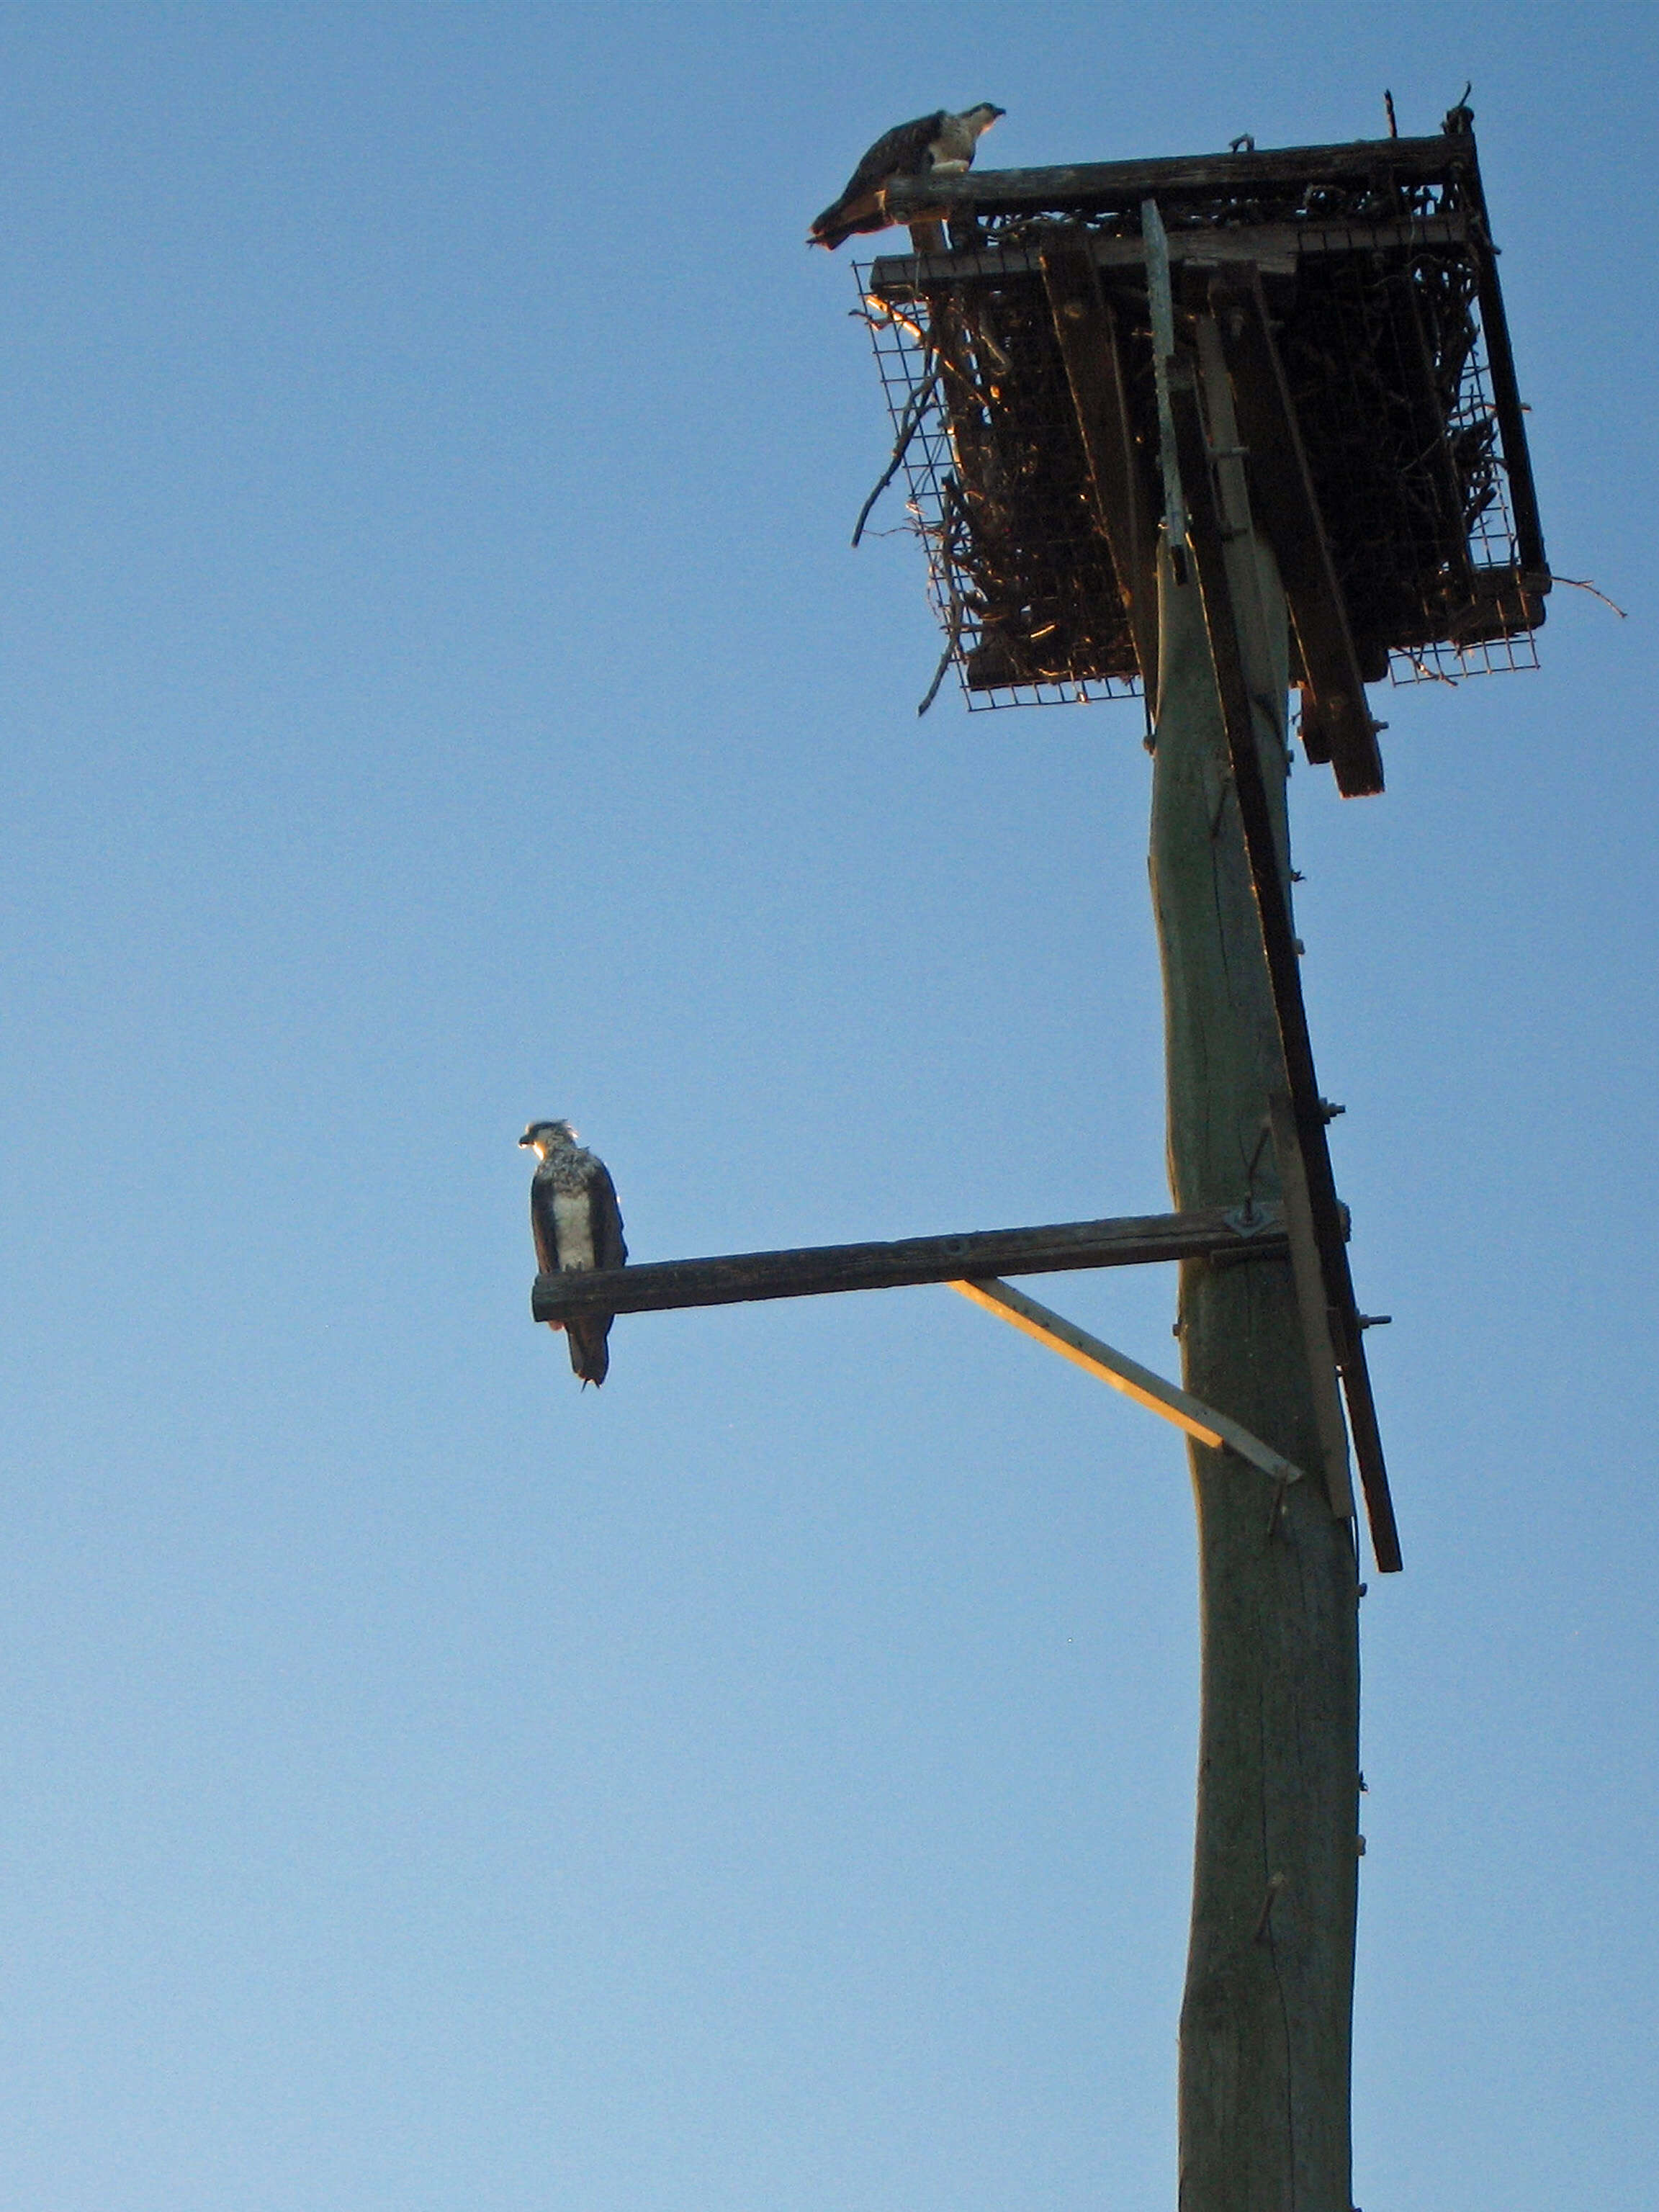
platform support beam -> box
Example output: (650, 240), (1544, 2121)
(1150, 332), (1362, 2211)
(1040, 238), (1161, 695)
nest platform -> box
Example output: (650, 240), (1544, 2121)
(858, 125), (1549, 790)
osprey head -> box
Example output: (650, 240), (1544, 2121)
(965, 103), (1006, 130)
(520, 1118), (578, 1159)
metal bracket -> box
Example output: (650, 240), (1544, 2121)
(1224, 1200), (1277, 1238)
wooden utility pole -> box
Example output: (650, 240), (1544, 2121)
(848, 123), (1539, 2206)
(536, 117), (1546, 2212)
(1152, 519), (1361, 2210)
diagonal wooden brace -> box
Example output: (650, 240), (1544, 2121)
(949, 1277), (1308, 1487)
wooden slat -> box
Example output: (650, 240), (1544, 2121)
(882, 135), (1467, 222)
(1298, 685), (1334, 766)
(1265, 1092), (1357, 1522)
(1207, 266), (1385, 797)
(866, 213), (1470, 298)
(1039, 238), (1160, 693)
(949, 1277), (1308, 1486)
(531, 1202), (1287, 1323)
(1167, 355), (1403, 1572)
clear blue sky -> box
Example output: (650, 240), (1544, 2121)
(0, 6), (1653, 2208)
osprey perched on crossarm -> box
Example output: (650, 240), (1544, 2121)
(809, 104), (1005, 250)
(519, 1120), (627, 1387)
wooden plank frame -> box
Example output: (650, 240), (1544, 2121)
(882, 135), (1470, 224)
(1167, 350), (1403, 1572)
(866, 212), (1472, 298)
(531, 1202), (1287, 1324)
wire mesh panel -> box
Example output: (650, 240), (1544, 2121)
(1282, 225), (1539, 685)
(860, 276), (1140, 708)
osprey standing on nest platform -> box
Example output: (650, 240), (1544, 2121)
(809, 104), (1005, 250)
(520, 1120), (627, 1387)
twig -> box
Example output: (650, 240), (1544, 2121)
(858, 299), (984, 403)
(917, 483), (974, 715)
(852, 361), (941, 547)
(917, 570), (968, 715)
(853, 299), (926, 346)
(1551, 574), (1629, 619)
(969, 313), (1012, 377)
(1401, 653), (1460, 687)
(917, 633), (956, 718)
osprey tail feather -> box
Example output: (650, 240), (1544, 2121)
(566, 1318), (611, 1389)
(809, 191), (889, 252)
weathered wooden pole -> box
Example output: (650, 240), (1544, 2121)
(1149, 331), (1362, 2211)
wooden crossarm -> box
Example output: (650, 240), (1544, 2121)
(531, 1202), (1286, 1325)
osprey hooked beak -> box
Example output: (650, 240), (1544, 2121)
(520, 1119), (577, 1157)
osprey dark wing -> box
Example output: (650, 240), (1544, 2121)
(809, 111), (948, 250)
(562, 1159), (624, 1386)
(836, 110), (948, 201)
(529, 1174), (559, 1278)
(589, 1162), (627, 1273)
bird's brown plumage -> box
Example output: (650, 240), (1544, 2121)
(809, 104), (1004, 250)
